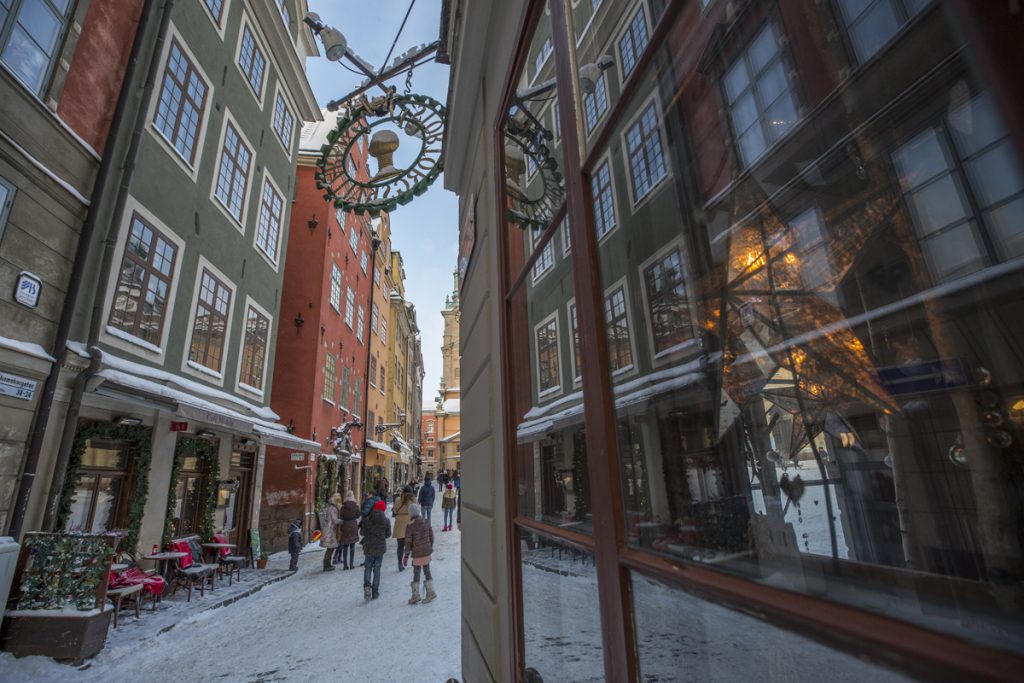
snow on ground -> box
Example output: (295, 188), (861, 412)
(0, 513), (462, 683)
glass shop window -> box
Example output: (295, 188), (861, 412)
(65, 438), (133, 533)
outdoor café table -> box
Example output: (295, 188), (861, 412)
(201, 542), (235, 564)
(110, 562), (129, 573)
(142, 551), (188, 580)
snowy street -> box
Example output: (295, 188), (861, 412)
(0, 516), (462, 683)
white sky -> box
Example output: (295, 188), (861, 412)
(306, 0), (457, 407)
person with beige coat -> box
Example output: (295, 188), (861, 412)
(392, 486), (414, 572)
(319, 493), (342, 572)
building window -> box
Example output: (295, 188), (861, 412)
(371, 303), (379, 332)
(626, 101), (668, 202)
(0, 176), (15, 242)
(109, 213), (178, 347)
(535, 315), (560, 396)
(569, 301), (581, 382)
(277, 0), (290, 28)
(583, 71), (608, 133)
(561, 215), (571, 254)
(723, 23), (800, 168)
(367, 410), (375, 430)
(189, 269), (232, 374)
(604, 285), (633, 373)
(381, 318), (388, 345)
(349, 224), (359, 253)
(592, 159), (616, 239)
(357, 306), (365, 342)
(153, 40), (209, 166)
(64, 437), (133, 533)
(380, 364), (386, 389)
(642, 247), (692, 356)
(530, 228), (555, 282)
(618, 5), (648, 78)
(369, 356), (377, 387)
(374, 267), (381, 285)
(892, 90), (1024, 283)
(0, 0), (71, 95)
(326, 264), (340, 312)
(335, 207), (346, 233)
(203, 0), (224, 23)
(340, 366), (351, 410)
(360, 250), (369, 273)
(553, 101), (561, 143)
(353, 380), (362, 416)
(534, 36), (553, 76)
(837, 0), (931, 64)
(238, 24), (266, 97)
(344, 286), (355, 327)
(239, 305), (270, 391)
(322, 353), (336, 402)
(214, 123), (253, 222)
(255, 178), (284, 262)
(272, 92), (295, 151)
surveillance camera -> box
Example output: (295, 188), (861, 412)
(320, 25), (348, 62)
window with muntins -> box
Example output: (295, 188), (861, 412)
(626, 102), (668, 201)
(723, 23), (800, 168)
(322, 353), (336, 402)
(329, 264), (341, 311)
(189, 269), (231, 373)
(349, 225), (359, 253)
(335, 207), (346, 233)
(153, 40), (208, 166)
(837, 0), (931, 64)
(203, 0), (224, 23)
(643, 247), (691, 356)
(0, 0), (71, 95)
(535, 316), (560, 396)
(618, 5), (648, 78)
(357, 306), (365, 342)
(371, 303), (379, 332)
(569, 302), (581, 381)
(239, 306), (269, 390)
(214, 123), (252, 222)
(0, 176), (14, 242)
(604, 286), (633, 372)
(369, 356), (377, 387)
(531, 228), (555, 282)
(272, 92), (295, 150)
(584, 72), (609, 133)
(592, 160), (616, 239)
(109, 213), (178, 347)
(380, 318), (387, 345)
(344, 286), (355, 328)
(238, 25), (266, 97)
(256, 179), (283, 261)
(360, 250), (368, 273)
(534, 36), (552, 76)
(340, 366), (351, 410)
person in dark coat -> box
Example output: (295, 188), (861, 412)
(418, 474), (436, 523)
(405, 504), (436, 604)
(287, 519), (302, 571)
(361, 499), (391, 600)
(337, 491), (360, 569)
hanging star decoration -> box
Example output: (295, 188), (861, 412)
(315, 89), (446, 216)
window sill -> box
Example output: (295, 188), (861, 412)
(187, 359), (224, 380)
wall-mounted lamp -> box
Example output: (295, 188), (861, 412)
(114, 416), (142, 426)
(196, 429), (216, 439)
(286, 419), (296, 434)
(295, 312), (305, 328)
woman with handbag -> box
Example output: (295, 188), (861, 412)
(392, 486), (414, 571)
(319, 493), (342, 572)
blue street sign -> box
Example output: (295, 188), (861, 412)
(876, 358), (971, 396)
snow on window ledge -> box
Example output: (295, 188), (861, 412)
(105, 326), (162, 355)
(238, 381), (264, 399)
(187, 359), (224, 380)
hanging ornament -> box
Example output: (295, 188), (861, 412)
(986, 430), (1013, 449)
(948, 441), (967, 465)
(315, 89), (447, 216)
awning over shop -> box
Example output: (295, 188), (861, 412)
(254, 424), (321, 452)
(365, 439), (398, 455)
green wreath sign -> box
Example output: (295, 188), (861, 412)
(315, 91), (446, 216)
(56, 422), (153, 555)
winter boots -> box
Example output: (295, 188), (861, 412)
(409, 580), (421, 605)
(423, 580), (437, 604)
(364, 585), (372, 601)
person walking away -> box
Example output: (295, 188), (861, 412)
(361, 499), (391, 600)
(405, 504), (436, 604)
(418, 473), (436, 523)
(287, 519), (302, 571)
(393, 486), (414, 571)
(319, 493), (342, 572)
(338, 491), (360, 570)
(441, 483), (457, 531)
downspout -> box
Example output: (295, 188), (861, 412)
(41, 0), (177, 532)
(6, 0), (164, 538)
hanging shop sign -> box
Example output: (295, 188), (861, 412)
(0, 371), (37, 400)
(315, 90), (446, 216)
(503, 111), (564, 230)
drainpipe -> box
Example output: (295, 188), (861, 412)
(6, 0), (165, 539)
(44, 0), (176, 533)
(360, 228), (383, 497)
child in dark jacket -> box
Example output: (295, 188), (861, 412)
(287, 519), (302, 571)
(405, 504), (436, 605)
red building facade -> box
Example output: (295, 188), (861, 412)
(260, 112), (374, 551)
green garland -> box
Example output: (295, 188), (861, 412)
(55, 422), (153, 555)
(162, 437), (219, 547)
(17, 533), (113, 610)
(201, 444), (220, 543)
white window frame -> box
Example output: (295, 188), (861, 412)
(603, 277), (638, 378)
(360, 249), (369, 273)
(529, 227), (555, 284)
(234, 296), (273, 398)
(534, 310), (563, 399)
(209, 109), (256, 232)
(381, 317), (388, 345)
(591, 153), (619, 243)
(357, 306), (366, 343)
(620, 92), (672, 210)
(329, 263), (342, 312)
(200, 0), (232, 37)
(349, 224), (359, 254)
(99, 196), (187, 364)
(614, 1), (651, 84)
(0, 176), (15, 242)
(583, 70), (610, 136)
(322, 352), (337, 404)
(270, 81), (297, 159)
(567, 299), (582, 387)
(253, 170), (285, 268)
(146, 26), (214, 182)
(235, 14), (270, 106)
(561, 215), (572, 255)
(181, 256), (236, 386)
(637, 235), (699, 365)
(344, 286), (355, 328)
(371, 302), (379, 333)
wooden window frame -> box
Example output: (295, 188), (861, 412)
(255, 175), (284, 264)
(237, 22), (267, 101)
(188, 268), (233, 376)
(322, 352), (336, 404)
(153, 38), (209, 167)
(109, 212), (179, 347)
(214, 121), (253, 224)
(238, 304), (270, 392)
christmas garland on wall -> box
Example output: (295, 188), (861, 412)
(161, 436), (219, 547)
(55, 422), (153, 555)
(200, 442), (220, 543)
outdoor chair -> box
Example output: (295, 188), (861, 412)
(168, 536), (216, 602)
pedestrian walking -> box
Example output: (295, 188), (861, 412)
(441, 483), (457, 531)
(405, 504), (436, 604)
(361, 498), (391, 600)
(337, 491), (360, 570)
(418, 473), (436, 523)
(319, 493), (342, 572)
(287, 519), (302, 571)
(393, 485), (414, 571)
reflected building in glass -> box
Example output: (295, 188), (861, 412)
(445, 1), (1024, 681)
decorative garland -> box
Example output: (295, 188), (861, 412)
(17, 533), (113, 610)
(161, 437), (219, 547)
(201, 444), (220, 543)
(161, 440), (185, 549)
(56, 422), (153, 555)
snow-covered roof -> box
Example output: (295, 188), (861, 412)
(0, 129), (90, 205)
(365, 439), (397, 455)
(440, 432), (460, 443)
(441, 398), (460, 414)
(0, 334), (55, 362)
(298, 109), (343, 155)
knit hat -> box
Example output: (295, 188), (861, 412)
(446, 483), (453, 489)
(373, 499), (386, 512)
(409, 504), (422, 518)
(344, 490), (356, 503)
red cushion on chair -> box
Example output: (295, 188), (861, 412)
(212, 533), (231, 557)
(171, 541), (193, 569)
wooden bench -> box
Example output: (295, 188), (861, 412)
(106, 582), (143, 627)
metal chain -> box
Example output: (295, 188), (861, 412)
(404, 65), (414, 95)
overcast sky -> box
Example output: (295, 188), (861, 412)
(306, 0), (457, 407)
